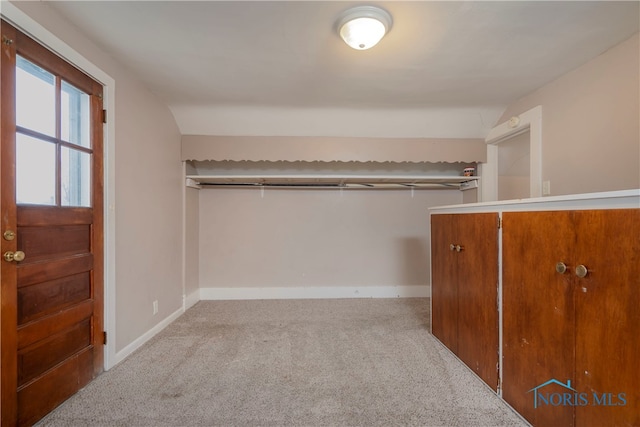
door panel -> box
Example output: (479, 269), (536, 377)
(18, 272), (91, 323)
(17, 347), (94, 426)
(456, 213), (498, 390)
(15, 205), (97, 412)
(1, 20), (104, 426)
(17, 253), (93, 286)
(431, 213), (499, 391)
(18, 301), (94, 349)
(18, 319), (92, 386)
(431, 214), (458, 353)
(18, 224), (91, 261)
(573, 209), (640, 427)
(502, 211), (575, 427)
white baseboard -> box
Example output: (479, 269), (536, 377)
(113, 306), (184, 366)
(199, 285), (429, 300)
(184, 289), (200, 310)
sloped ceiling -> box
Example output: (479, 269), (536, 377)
(45, 1), (639, 137)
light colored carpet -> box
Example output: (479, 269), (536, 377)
(37, 298), (528, 427)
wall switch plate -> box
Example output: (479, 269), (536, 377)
(153, 300), (158, 315)
(542, 181), (551, 196)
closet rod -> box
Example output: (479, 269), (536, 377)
(197, 182), (462, 190)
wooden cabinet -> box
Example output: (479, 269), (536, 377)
(431, 213), (499, 390)
(502, 209), (640, 427)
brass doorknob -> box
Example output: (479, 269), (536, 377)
(3, 251), (25, 262)
(556, 262), (567, 274)
(575, 264), (588, 278)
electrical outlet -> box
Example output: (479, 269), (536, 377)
(542, 181), (551, 196)
(153, 300), (158, 315)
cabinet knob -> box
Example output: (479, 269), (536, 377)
(575, 264), (588, 278)
(3, 250), (25, 262)
(449, 244), (456, 251)
(455, 245), (464, 252)
(555, 262), (567, 274)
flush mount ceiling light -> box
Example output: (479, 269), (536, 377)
(337, 5), (393, 50)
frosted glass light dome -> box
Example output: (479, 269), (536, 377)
(337, 6), (392, 51)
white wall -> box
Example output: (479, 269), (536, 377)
(8, 1), (184, 355)
(198, 188), (461, 298)
(498, 131), (530, 200)
(112, 75), (182, 350)
(497, 33), (639, 196)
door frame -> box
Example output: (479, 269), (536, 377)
(480, 105), (542, 202)
(1, 3), (117, 370)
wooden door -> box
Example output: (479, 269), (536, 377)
(455, 213), (498, 391)
(502, 211), (575, 427)
(1, 21), (104, 426)
(573, 209), (640, 427)
(431, 214), (458, 353)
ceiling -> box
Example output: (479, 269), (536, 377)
(45, 1), (639, 135)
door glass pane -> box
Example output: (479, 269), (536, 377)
(61, 80), (91, 148)
(16, 133), (56, 205)
(16, 56), (56, 137)
(61, 147), (91, 207)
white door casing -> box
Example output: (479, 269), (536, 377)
(481, 106), (542, 202)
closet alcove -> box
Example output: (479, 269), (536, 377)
(182, 135), (485, 191)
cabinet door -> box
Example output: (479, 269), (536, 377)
(431, 213), (499, 390)
(502, 211), (575, 427)
(456, 213), (499, 390)
(573, 209), (640, 427)
(431, 214), (458, 353)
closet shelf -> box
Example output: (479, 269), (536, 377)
(186, 174), (479, 189)
(185, 160), (479, 190)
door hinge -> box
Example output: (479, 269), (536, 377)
(102, 109), (107, 124)
(103, 331), (107, 345)
(498, 217), (502, 229)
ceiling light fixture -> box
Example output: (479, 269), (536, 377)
(337, 5), (392, 50)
